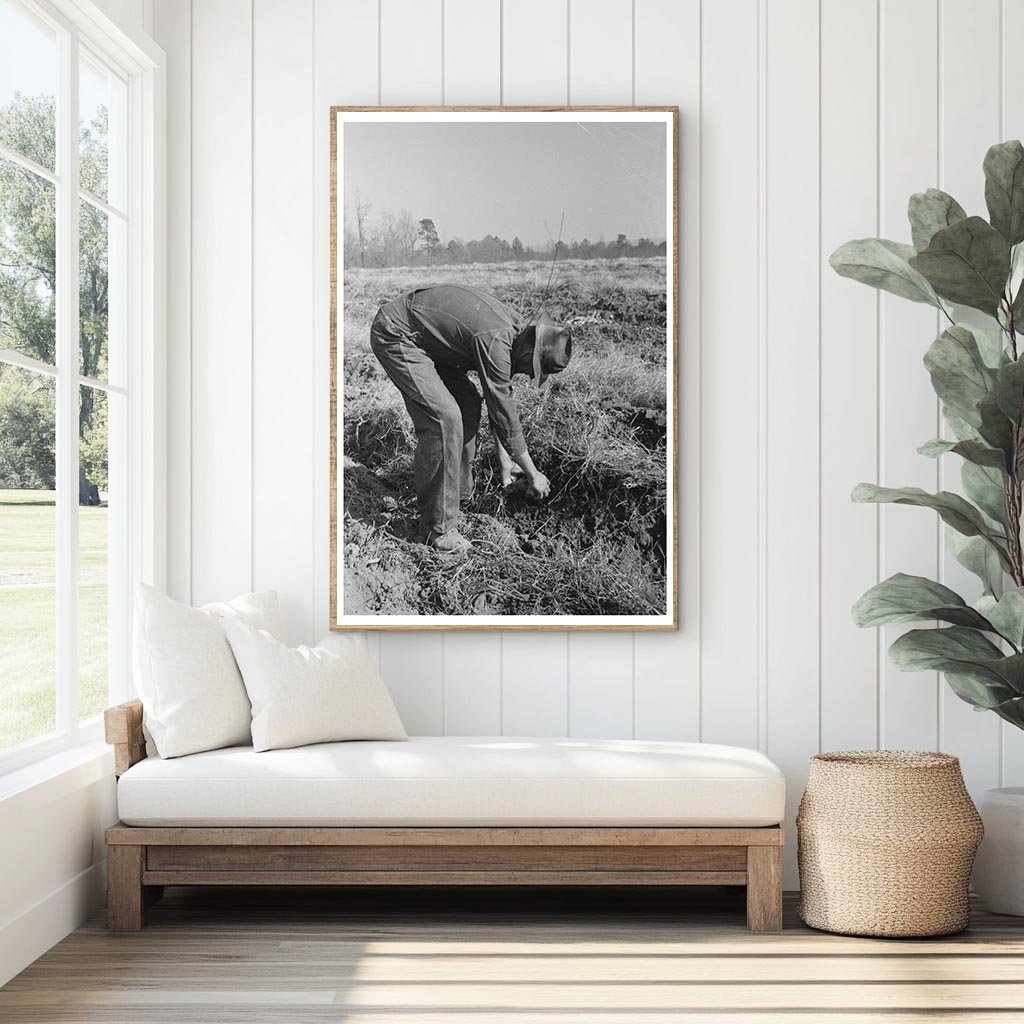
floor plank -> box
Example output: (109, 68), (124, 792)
(3, 887), (1024, 1021)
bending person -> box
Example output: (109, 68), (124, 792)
(370, 284), (572, 553)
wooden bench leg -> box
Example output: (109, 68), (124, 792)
(746, 845), (783, 931)
(108, 845), (145, 932)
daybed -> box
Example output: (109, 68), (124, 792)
(104, 699), (786, 931)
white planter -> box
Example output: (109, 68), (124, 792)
(973, 787), (1024, 916)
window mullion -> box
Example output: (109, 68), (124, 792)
(55, 24), (81, 735)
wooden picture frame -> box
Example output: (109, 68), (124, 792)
(330, 107), (679, 631)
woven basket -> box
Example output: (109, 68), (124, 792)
(797, 751), (983, 937)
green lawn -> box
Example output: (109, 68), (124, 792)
(0, 489), (109, 751)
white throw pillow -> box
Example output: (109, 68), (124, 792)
(223, 622), (407, 752)
(133, 584), (283, 758)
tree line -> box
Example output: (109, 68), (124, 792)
(344, 192), (667, 269)
(0, 93), (109, 503)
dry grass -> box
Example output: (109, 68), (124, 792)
(340, 258), (669, 617)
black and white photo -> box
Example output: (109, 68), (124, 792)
(330, 108), (678, 629)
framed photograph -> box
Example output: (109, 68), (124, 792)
(330, 107), (678, 631)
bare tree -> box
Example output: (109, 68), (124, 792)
(371, 209), (420, 267)
(395, 210), (418, 265)
(353, 189), (372, 268)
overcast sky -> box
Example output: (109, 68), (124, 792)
(343, 120), (668, 247)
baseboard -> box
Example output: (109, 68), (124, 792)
(0, 859), (107, 987)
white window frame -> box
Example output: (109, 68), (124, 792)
(0, 0), (164, 776)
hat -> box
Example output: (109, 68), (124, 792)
(531, 315), (573, 388)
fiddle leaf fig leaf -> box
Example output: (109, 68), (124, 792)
(918, 437), (1007, 471)
(852, 573), (994, 630)
(889, 627), (1024, 705)
(830, 238), (942, 307)
(968, 322), (1011, 368)
(909, 216), (1011, 314)
(923, 325), (997, 427)
(993, 357), (1024, 423)
(986, 689), (1024, 728)
(908, 188), (968, 251)
(851, 484), (1011, 567)
(890, 624), (1004, 668)
(984, 140), (1024, 246)
(1010, 241), (1024, 323)
(977, 589), (1024, 649)
(942, 407), (983, 441)
(944, 671), (1023, 712)
(1012, 278), (1024, 325)
(1008, 241), (1024, 310)
(950, 532), (1004, 596)
(962, 461), (1009, 527)
(978, 392), (1016, 457)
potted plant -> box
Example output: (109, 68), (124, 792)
(832, 140), (1024, 914)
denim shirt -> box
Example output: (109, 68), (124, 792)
(380, 285), (528, 456)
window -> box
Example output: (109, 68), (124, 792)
(0, 0), (160, 771)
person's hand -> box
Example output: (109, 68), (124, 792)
(496, 442), (522, 488)
(500, 464), (523, 488)
(528, 471), (551, 499)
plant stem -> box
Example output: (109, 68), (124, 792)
(1005, 306), (1024, 587)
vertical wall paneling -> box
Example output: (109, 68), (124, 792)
(1001, 0), (1024, 786)
(497, 0), (571, 736)
(698, 0), (761, 749)
(818, 0), (879, 752)
(501, 0), (568, 104)
(380, 633), (445, 734)
(632, 0), (700, 742)
(563, 0), (636, 738)
(764, 0), (821, 881)
(189, 0), (253, 605)
(443, 0), (500, 106)
(314, 0), (379, 108)
(440, 0), (503, 733)
(165, 0), (1022, 890)
(568, 0), (631, 104)
(375, 0), (446, 726)
(380, 0), (443, 106)
(501, 632), (569, 736)
(443, 638), (502, 734)
(568, 633), (634, 738)
(937, 0), (1002, 795)
(877, 0), (941, 751)
(153, 0), (190, 604)
(253, 0), (316, 646)
(312, 0), (379, 661)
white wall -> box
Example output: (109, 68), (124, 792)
(154, 0), (1024, 885)
(0, 753), (117, 984)
(91, 0), (152, 34)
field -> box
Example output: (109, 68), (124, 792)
(340, 257), (669, 617)
(0, 489), (108, 750)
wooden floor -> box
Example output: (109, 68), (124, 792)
(2, 886), (1024, 1022)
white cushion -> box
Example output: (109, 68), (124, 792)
(116, 736), (786, 827)
(133, 585), (283, 759)
(223, 622), (407, 752)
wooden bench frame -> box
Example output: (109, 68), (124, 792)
(104, 700), (784, 932)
